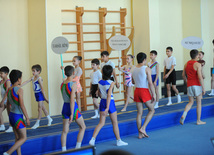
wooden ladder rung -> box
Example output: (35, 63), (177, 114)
(113, 90), (126, 94)
(106, 31), (122, 34)
(69, 41), (81, 44)
(106, 23), (123, 25)
(83, 32), (102, 34)
(107, 10), (126, 13)
(84, 49), (104, 52)
(83, 23), (103, 25)
(114, 99), (126, 102)
(84, 57), (120, 61)
(62, 23), (80, 26)
(63, 60), (73, 63)
(61, 10), (80, 12)
(65, 50), (81, 53)
(62, 32), (79, 35)
(86, 104), (94, 107)
(83, 40), (102, 43)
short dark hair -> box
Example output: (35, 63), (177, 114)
(199, 51), (204, 55)
(190, 49), (199, 59)
(32, 64), (42, 73)
(127, 54), (134, 59)
(64, 65), (74, 77)
(166, 47), (173, 51)
(74, 56), (82, 61)
(9, 70), (22, 84)
(101, 51), (109, 57)
(0, 66), (9, 74)
(137, 52), (147, 64)
(150, 50), (157, 55)
(102, 65), (113, 80)
(91, 58), (100, 65)
(212, 39), (214, 44)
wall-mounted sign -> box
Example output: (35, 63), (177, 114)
(51, 36), (69, 54)
(181, 36), (204, 50)
(109, 35), (131, 51)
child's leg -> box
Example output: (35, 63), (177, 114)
(166, 84), (172, 105)
(41, 103), (53, 125)
(139, 100), (155, 137)
(196, 94), (206, 125)
(136, 102), (143, 138)
(208, 74), (214, 95)
(76, 92), (81, 112)
(121, 86), (132, 111)
(75, 116), (86, 148)
(37, 101), (43, 120)
(172, 85), (181, 103)
(0, 106), (6, 131)
(61, 119), (69, 151)
(6, 127), (27, 155)
(91, 98), (99, 118)
(180, 96), (194, 125)
(154, 85), (159, 109)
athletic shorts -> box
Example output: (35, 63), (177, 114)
(212, 68), (214, 74)
(9, 112), (26, 129)
(34, 92), (45, 102)
(165, 69), (176, 85)
(61, 102), (82, 120)
(90, 84), (98, 98)
(151, 74), (159, 86)
(187, 86), (202, 97)
(99, 99), (117, 114)
(134, 88), (152, 103)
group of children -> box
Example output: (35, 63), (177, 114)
(1, 46), (209, 154)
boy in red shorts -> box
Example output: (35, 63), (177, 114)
(132, 52), (155, 139)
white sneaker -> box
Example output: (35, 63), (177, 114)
(154, 103), (159, 109)
(31, 123), (40, 129)
(3, 152), (9, 155)
(177, 96), (181, 103)
(0, 126), (5, 131)
(89, 138), (95, 146)
(166, 102), (172, 106)
(116, 139), (128, 146)
(208, 93), (214, 96)
(5, 126), (13, 133)
(48, 118), (53, 126)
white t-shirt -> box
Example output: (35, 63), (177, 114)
(100, 60), (115, 70)
(90, 70), (102, 84)
(164, 56), (176, 70)
(132, 66), (148, 88)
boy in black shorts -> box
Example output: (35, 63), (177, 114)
(89, 59), (102, 118)
(163, 47), (181, 105)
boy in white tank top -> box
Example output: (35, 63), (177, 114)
(132, 52), (155, 139)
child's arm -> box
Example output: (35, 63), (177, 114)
(89, 82), (92, 96)
(146, 68), (155, 103)
(182, 63), (187, 84)
(163, 66), (166, 78)
(21, 77), (33, 87)
(113, 69), (120, 88)
(197, 63), (205, 95)
(163, 65), (175, 79)
(6, 99), (10, 116)
(104, 82), (115, 116)
(0, 80), (11, 107)
(18, 88), (30, 126)
(97, 84), (101, 98)
(69, 83), (77, 124)
(154, 64), (159, 86)
(38, 78), (49, 103)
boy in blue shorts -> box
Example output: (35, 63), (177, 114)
(22, 64), (52, 129)
(89, 58), (102, 119)
(61, 65), (86, 150)
(3, 70), (30, 155)
(89, 65), (128, 146)
(0, 66), (13, 132)
(148, 50), (159, 109)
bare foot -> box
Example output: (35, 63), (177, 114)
(197, 121), (206, 125)
(180, 116), (185, 125)
(139, 128), (149, 138)
(121, 108), (126, 112)
(138, 133), (145, 139)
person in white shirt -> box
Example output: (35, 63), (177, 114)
(89, 59), (102, 119)
(163, 47), (181, 105)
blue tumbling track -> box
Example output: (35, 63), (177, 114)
(0, 94), (214, 155)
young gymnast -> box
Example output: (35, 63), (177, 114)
(132, 52), (155, 138)
(180, 49), (206, 125)
(0, 66), (13, 132)
(89, 58), (102, 119)
(163, 47), (181, 105)
(72, 56), (83, 112)
(89, 65), (128, 146)
(100, 51), (120, 88)
(3, 70), (30, 155)
(198, 51), (205, 79)
(61, 65), (86, 151)
(118, 54), (135, 111)
(148, 50), (160, 109)
(21, 64), (52, 129)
